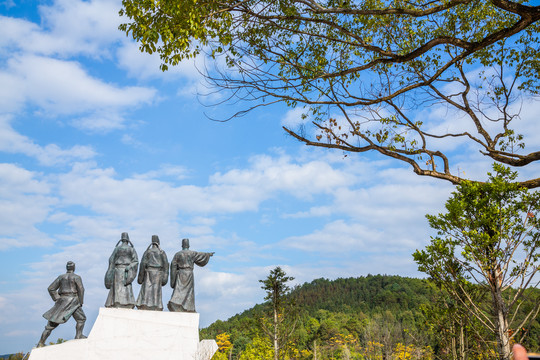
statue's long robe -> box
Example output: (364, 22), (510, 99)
(43, 273), (84, 324)
(136, 246), (168, 310)
(167, 250), (211, 312)
(105, 242), (138, 308)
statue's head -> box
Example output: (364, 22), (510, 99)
(151, 235), (160, 246)
(120, 232), (130, 242)
(182, 238), (190, 249)
(66, 261), (75, 272)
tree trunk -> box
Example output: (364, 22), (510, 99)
(342, 345), (350, 360)
(459, 319), (467, 360)
(451, 319), (457, 360)
(273, 305), (279, 360)
(494, 295), (511, 360)
(491, 270), (511, 360)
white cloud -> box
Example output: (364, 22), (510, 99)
(422, 106), (472, 140)
(0, 70), (26, 113)
(0, 163), (56, 249)
(54, 153), (355, 229)
(0, 150), (360, 251)
(0, 0), (123, 58)
(39, 0), (124, 56)
(283, 206), (332, 218)
(280, 107), (311, 128)
(58, 163), (185, 221)
(72, 112), (129, 132)
(513, 97), (540, 150)
(116, 41), (204, 81)
(117, 39), (243, 102)
(333, 183), (450, 224)
(134, 164), (190, 181)
(0, 15), (42, 55)
(210, 153), (354, 200)
(0, 115), (96, 165)
(0, 2), (159, 132)
(282, 220), (386, 252)
(8, 55), (154, 113)
(275, 165), (454, 276)
(0, 55), (157, 131)
(0, 164), (49, 197)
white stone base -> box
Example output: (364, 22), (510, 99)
(28, 307), (218, 360)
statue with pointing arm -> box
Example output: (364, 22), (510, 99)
(168, 238), (214, 313)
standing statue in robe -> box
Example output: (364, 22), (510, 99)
(136, 235), (169, 311)
(105, 232), (138, 308)
(168, 238), (214, 312)
(38, 261), (86, 347)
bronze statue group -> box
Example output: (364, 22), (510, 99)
(37, 233), (214, 347)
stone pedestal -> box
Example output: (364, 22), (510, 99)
(28, 307), (218, 360)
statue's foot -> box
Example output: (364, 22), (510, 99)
(37, 342), (45, 348)
(75, 335), (87, 339)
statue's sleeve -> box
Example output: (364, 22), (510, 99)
(138, 251), (147, 285)
(104, 248), (117, 289)
(193, 252), (212, 267)
(75, 275), (85, 306)
(126, 248), (138, 285)
(47, 276), (61, 302)
(170, 254), (178, 289)
(161, 250), (169, 286)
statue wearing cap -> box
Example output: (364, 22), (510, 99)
(104, 232), (139, 308)
(38, 261), (86, 347)
(136, 235), (169, 311)
(168, 238), (214, 312)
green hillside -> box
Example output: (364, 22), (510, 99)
(290, 275), (433, 313)
(201, 275), (540, 359)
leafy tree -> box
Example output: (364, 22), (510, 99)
(216, 333), (233, 352)
(364, 310), (403, 359)
(420, 291), (492, 360)
(7, 353), (28, 360)
(238, 336), (274, 360)
(120, 0), (540, 187)
(211, 351), (229, 360)
(360, 340), (385, 360)
(414, 165), (540, 360)
(392, 343), (434, 360)
(215, 333), (233, 359)
(259, 266), (297, 360)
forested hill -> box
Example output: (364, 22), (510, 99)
(201, 275), (439, 358)
(204, 274), (435, 331)
(290, 275), (434, 314)
(201, 274), (539, 359)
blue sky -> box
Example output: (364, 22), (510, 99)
(1, 0), (540, 355)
